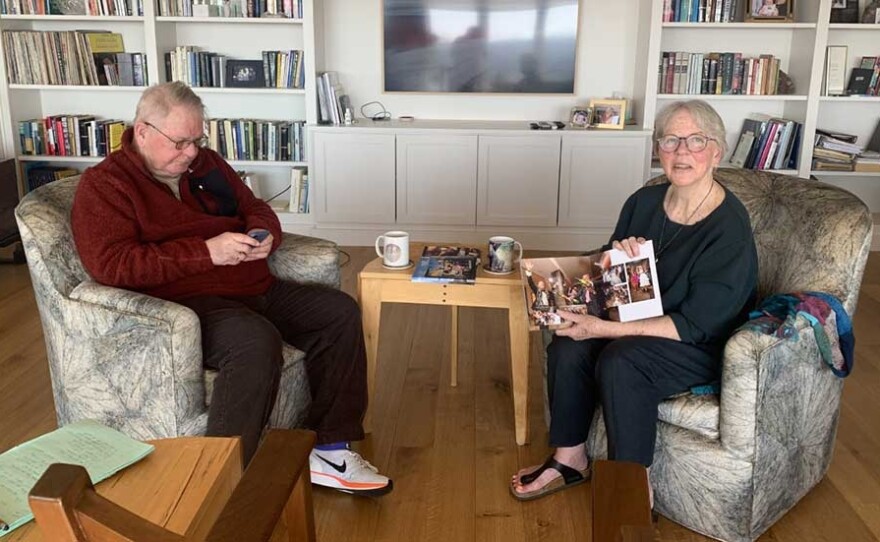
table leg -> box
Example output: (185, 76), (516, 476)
(507, 286), (530, 445)
(450, 305), (458, 387)
(358, 276), (382, 434)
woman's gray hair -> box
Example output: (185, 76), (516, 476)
(654, 100), (728, 158)
(134, 81), (206, 124)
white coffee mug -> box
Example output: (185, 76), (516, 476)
(488, 236), (523, 273)
(375, 231), (410, 267)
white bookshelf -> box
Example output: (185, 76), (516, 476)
(0, 1), (320, 231)
(636, 0), (880, 247)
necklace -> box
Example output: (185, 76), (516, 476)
(655, 181), (715, 263)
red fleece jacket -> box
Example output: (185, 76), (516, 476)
(71, 128), (282, 302)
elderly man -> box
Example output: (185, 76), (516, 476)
(71, 82), (392, 496)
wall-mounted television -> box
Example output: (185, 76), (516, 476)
(384, 0), (580, 94)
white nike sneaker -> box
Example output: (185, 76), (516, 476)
(309, 448), (393, 496)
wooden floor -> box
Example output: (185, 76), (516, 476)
(2, 247), (879, 542)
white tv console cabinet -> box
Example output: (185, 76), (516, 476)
(307, 120), (653, 251)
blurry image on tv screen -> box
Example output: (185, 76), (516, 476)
(384, 0), (578, 93)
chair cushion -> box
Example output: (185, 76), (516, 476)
(657, 393), (720, 441)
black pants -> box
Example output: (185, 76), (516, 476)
(546, 335), (720, 466)
(179, 280), (367, 464)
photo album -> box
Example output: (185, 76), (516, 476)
(411, 245), (482, 284)
(520, 241), (663, 330)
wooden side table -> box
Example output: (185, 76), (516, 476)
(592, 460), (654, 542)
(358, 248), (532, 445)
(9, 437), (242, 541)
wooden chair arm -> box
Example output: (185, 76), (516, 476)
(206, 429), (316, 542)
(28, 429), (317, 542)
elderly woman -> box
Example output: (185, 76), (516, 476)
(510, 100), (758, 502)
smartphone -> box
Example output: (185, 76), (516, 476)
(248, 230), (270, 242)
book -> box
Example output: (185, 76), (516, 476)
(0, 419), (154, 536)
(846, 68), (874, 96)
(520, 241), (663, 331)
(411, 245), (481, 284)
(85, 32), (125, 86)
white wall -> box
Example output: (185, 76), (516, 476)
(320, 0), (642, 122)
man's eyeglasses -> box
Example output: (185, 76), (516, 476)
(144, 121), (208, 151)
(656, 133), (715, 153)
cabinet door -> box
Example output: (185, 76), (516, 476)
(312, 132), (396, 224)
(477, 135), (561, 227)
(396, 134), (478, 225)
(558, 136), (649, 229)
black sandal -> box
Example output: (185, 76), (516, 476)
(509, 456), (591, 501)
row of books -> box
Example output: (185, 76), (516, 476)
(19, 116), (126, 157)
(730, 116), (802, 171)
(2, 30), (145, 86)
(0, 0), (142, 15)
(661, 0), (739, 23)
(206, 119), (305, 162)
(812, 125), (880, 173)
(157, 0), (302, 17)
(163, 47), (304, 88)
(288, 166), (309, 213)
(24, 165), (79, 192)
(845, 56), (880, 97)
(659, 51), (784, 95)
(317, 71), (352, 125)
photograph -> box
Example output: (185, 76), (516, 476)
(569, 106), (592, 128)
(747, 0), (793, 20)
(224, 60), (265, 88)
(588, 98), (627, 130)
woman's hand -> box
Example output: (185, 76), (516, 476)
(206, 232), (260, 266)
(554, 310), (605, 341)
(611, 236), (646, 258)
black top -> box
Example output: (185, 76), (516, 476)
(606, 183), (758, 352)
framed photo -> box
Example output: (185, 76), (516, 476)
(569, 106), (592, 129)
(225, 60), (265, 88)
(745, 0), (794, 22)
(588, 99), (626, 130)
(830, 0), (859, 22)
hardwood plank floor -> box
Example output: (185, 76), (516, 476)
(2, 248), (879, 541)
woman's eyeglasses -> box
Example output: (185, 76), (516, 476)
(656, 133), (715, 153)
(145, 122), (209, 150)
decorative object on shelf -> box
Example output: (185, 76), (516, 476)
(745, 0), (794, 22)
(588, 99), (626, 130)
(824, 45), (848, 96)
(225, 59), (265, 88)
(777, 70), (795, 95)
(830, 0), (859, 23)
(192, 1), (219, 16)
(862, 1), (880, 23)
(569, 106), (592, 129)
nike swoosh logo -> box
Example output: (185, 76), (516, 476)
(317, 455), (347, 473)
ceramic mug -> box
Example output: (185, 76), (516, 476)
(375, 231), (410, 267)
(488, 236), (523, 273)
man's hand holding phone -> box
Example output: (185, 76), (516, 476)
(243, 229), (273, 262)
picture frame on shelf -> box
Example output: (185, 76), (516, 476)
(225, 60), (265, 89)
(588, 99), (626, 130)
(569, 107), (592, 129)
(745, 0), (794, 22)
(862, 1), (880, 24)
(830, 0), (859, 23)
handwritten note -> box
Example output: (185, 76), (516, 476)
(0, 420), (154, 537)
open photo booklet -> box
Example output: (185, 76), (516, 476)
(520, 240), (663, 330)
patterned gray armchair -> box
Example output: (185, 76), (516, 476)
(543, 169), (872, 542)
(15, 176), (341, 441)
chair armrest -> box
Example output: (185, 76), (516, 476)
(719, 314), (842, 459)
(69, 280), (198, 337)
(63, 281), (205, 437)
(28, 430), (316, 542)
(269, 233), (340, 289)
(206, 429), (317, 542)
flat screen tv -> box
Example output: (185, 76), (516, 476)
(384, 0), (579, 94)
